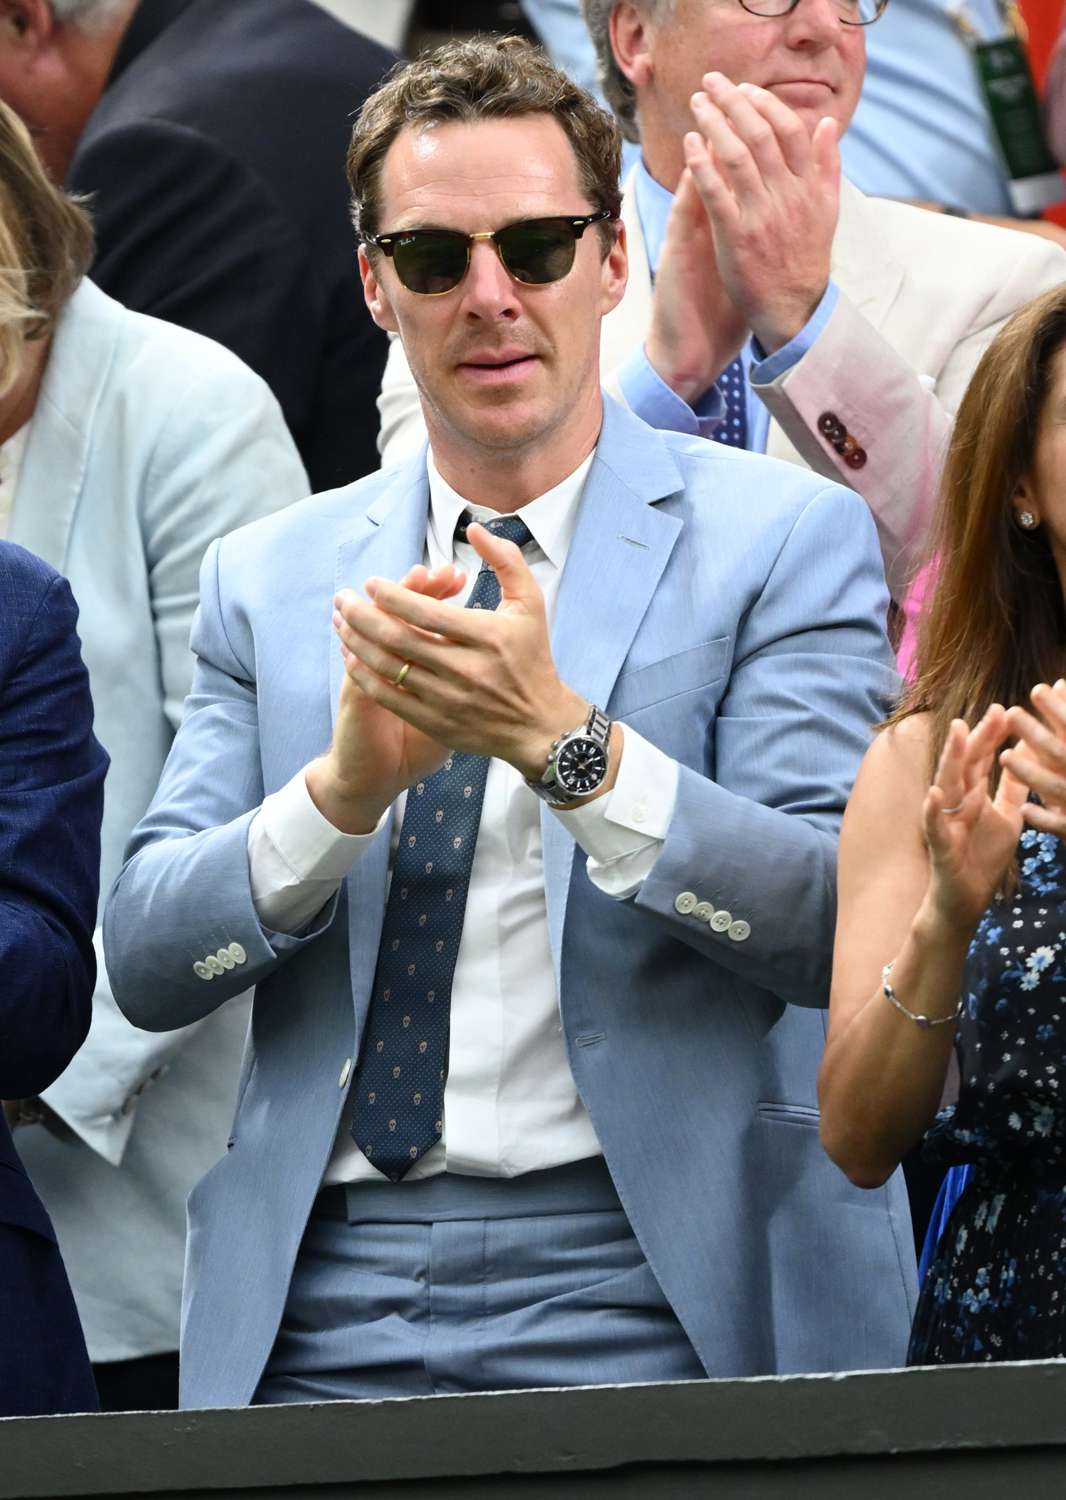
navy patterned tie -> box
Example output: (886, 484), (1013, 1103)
(349, 512), (535, 1181)
(716, 356), (749, 449)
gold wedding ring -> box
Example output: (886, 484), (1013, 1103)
(393, 661), (412, 688)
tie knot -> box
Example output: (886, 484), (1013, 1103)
(456, 509), (533, 551)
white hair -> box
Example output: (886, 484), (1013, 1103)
(49, 0), (134, 33)
(580, 0), (674, 144)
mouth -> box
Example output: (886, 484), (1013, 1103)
(456, 351), (540, 384)
(769, 79), (836, 98)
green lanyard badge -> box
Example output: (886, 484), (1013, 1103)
(953, 3), (1063, 214)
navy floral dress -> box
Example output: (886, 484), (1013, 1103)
(909, 828), (1066, 1365)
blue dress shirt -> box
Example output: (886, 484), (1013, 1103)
(617, 160), (838, 450)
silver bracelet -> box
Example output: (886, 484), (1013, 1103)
(881, 962), (962, 1030)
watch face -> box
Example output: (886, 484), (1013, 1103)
(555, 735), (608, 796)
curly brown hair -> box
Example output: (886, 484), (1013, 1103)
(346, 35), (622, 253)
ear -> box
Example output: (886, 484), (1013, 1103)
(358, 244), (399, 334)
(599, 218), (629, 318)
(0, 0), (56, 53)
(610, 1), (655, 89)
(1011, 478), (1041, 530)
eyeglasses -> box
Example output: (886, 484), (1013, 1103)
(363, 210), (617, 296)
(738, 0), (888, 23)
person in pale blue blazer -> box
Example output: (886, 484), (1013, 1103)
(104, 36), (914, 1410)
(0, 102), (309, 1410)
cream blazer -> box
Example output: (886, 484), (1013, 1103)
(378, 177), (1066, 602)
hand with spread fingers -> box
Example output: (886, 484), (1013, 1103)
(306, 559), (466, 834)
(1002, 680), (1066, 836)
(683, 71), (840, 355)
(921, 706), (1028, 937)
(645, 166), (749, 404)
(332, 523), (598, 786)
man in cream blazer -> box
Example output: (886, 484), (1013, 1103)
(379, 0), (1066, 604)
(7, 273), (308, 1407)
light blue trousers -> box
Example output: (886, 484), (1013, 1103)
(254, 1156), (703, 1403)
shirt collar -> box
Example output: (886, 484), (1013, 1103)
(633, 158), (675, 276)
(107, 0), (198, 88)
(426, 448), (596, 573)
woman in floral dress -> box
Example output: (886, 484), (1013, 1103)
(819, 281), (1066, 1364)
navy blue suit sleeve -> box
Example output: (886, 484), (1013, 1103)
(0, 568), (108, 1098)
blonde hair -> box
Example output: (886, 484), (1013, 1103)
(0, 101), (94, 398)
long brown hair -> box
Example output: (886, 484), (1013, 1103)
(888, 283), (1066, 777)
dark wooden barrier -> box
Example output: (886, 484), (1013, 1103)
(5, 1362), (1066, 1499)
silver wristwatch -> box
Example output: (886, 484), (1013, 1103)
(526, 705), (612, 808)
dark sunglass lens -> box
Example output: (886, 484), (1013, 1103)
(393, 230), (469, 294)
(497, 219), (576, 285)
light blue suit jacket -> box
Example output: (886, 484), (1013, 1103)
(11, 279), (308, 1361)
(105, 397), (915, 1409)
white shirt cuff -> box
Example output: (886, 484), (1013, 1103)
(249, 768), (386, 934)
(555, 726), (679, 899)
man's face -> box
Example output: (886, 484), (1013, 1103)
(360, 115), (627, 467)
(623, 0), (866, 183)
(0, 0), (120, 179)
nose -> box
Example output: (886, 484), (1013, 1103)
(781, 0), (847, 44)
(459, 239), (521, 321)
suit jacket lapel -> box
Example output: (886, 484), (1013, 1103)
(10, 281), (118, 569)
(542, 398), (684, 971)
(331, 451), (432, 1033)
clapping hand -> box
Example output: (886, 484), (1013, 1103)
(308, 560), (466, 834)
(1003, 681), (1066, 836)
(645, 167), (749, 404)
(923, 707), (1028, 935)
(683, 72), (840, 355)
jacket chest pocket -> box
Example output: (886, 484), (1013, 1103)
(608, 636), (732, 719)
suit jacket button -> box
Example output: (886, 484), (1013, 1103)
(339, 1058), (352, 1088)
(227, 942), (248, 964)
(817, 411), (839, 436)
(193, 961), (213, 981)
(674, 891), (698, 915)
(205, 954), (225, 975)
(710, 910), (732, 933)
(845, 448), (867, 469)
(728, 919), (752, 942)
(217, 948), (236, 970)
(693, 901), (715, 923)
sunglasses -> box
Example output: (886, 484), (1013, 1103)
(363, 209), (617, 296)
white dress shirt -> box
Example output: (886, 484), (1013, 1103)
(248, 446), (679, 1183)
(0, 423), (30, 539)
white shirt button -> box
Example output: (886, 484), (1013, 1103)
(227, 942), (247, 964)
(728, 919), (751, 942)
(674, 891), (698, 916)
(193, 961), (213, 981)
(205, 954), (225, 975)
(216, 948), (236, 970)
(710, 910), (732, 933)
(339, 1058), (352, 1088)
(693, 901), (715, 924)
(631, 802), (647, 825)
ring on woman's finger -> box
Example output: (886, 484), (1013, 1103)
(941, 803), (963, 815)
(392, 661), (412, 688)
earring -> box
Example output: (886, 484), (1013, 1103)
(1018, 510), (1038, 530)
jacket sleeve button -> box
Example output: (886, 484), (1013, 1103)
(674, 891), (698, 916)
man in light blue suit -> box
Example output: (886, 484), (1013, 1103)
(105, 35), (914, 1410)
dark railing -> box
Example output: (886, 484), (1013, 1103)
(5, 1362), (1066, 1498)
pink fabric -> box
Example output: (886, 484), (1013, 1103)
(897, 561), (932, 681)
